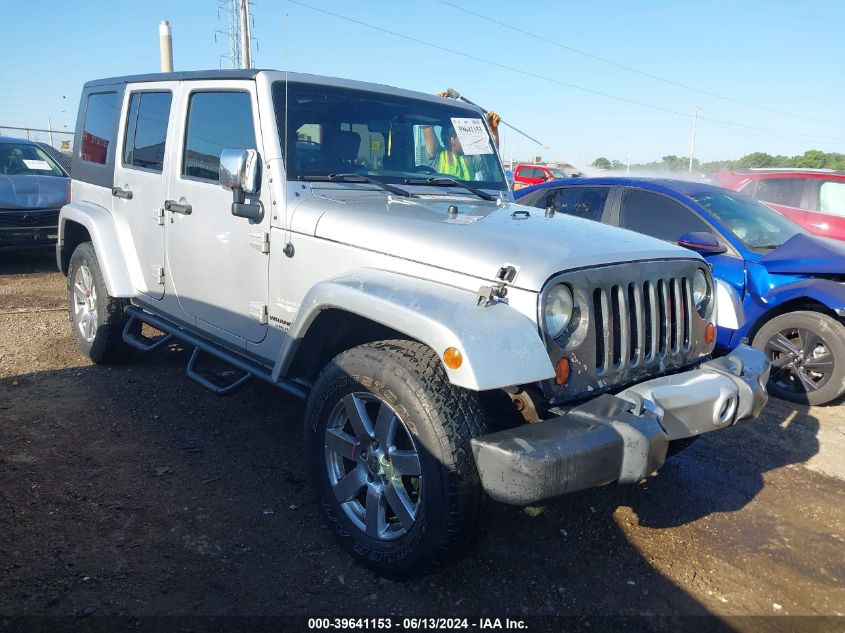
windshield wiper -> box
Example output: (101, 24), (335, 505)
(403, 177), (495, 201)
(298, 173), (413, 197)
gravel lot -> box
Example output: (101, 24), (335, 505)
(1, 250), (844, 623)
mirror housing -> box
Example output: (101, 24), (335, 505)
(219, 149), (263, 221)
(677, 231), (727, 255)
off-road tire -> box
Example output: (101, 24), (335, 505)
(304, 340), (491, 576)
(752, 310), (845, 406)
(67, 242), (132, 364)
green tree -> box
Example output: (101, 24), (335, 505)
(610, 160), (626, 170)
(592, 157), (611, 170)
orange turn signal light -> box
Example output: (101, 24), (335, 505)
(705, 323), (716, 345)
(443, 347), (463, 369)
(555, 357), (571, 385)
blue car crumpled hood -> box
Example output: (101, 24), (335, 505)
(760, 233), (845, 275)
(0, 174), (69, 210)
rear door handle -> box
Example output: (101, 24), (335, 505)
(112, 186), (133, 200)
(164, 199), (192, 215)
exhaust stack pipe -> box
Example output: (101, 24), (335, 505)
(159, 20), (173, 73)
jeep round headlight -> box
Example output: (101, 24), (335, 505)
(544, 284), (574, 338)
(692, 268), (712, 316)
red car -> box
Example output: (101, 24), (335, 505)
(512, 164), (571, 190)
(714, 168), (845, 242)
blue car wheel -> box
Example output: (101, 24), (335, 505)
(752, 311), (845, 406)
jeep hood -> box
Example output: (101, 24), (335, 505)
(0, 174), (69, 210)
(759, 233), (845, 275)
(292, 192), (699, 291)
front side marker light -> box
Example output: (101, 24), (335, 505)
(705, 323), (715, 345)
(443, 347), (463, 369)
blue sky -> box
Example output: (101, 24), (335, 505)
(2, 0), (842, 168)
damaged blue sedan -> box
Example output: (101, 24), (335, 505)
(516, 177), (845, 405)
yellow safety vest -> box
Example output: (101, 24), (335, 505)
(435, 151), (472, 180)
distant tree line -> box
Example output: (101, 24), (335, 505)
(590, 150), (845, 174)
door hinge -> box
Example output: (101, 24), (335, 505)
(249, 232), (270, 254)
(248, 302), (268, 325)
(155, 208), (165, 226)
(154, 265), (165, 285)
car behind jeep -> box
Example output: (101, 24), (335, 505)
(58, 69), (769, 575)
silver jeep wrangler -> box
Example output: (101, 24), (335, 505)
(58, 69), (769, 575)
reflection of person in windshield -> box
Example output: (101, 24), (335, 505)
(422, 94), (500, 180)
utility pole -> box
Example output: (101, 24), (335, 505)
(239, 0), (252, 68)
(47, 117), (54, 147)
(688, 106), (699, 173)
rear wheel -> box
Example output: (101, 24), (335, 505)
(67, 242), (132, 364)
(752, 311), (845, 405)
(304, 340), (490, 576)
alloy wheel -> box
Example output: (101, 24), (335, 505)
(765, 327), (834, 396)
(72, 263), (99, 343)
(324, 392), (423, 541)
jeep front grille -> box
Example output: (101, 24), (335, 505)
(592, 278), (693, 376)
(541, 259), (713, 404)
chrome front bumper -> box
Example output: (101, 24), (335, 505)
(471, 345), (769, 505)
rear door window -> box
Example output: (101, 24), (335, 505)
(754, 178), (804, 208)
(81, 92), (120, 164)
(123, 91), (172, 172)
(533, 186), (610, 221)
(618, 189), (710, 241)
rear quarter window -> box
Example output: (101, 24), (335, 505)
(80, 92), (120, 165)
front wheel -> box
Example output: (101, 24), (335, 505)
(304, 340), (490, 576)
(752, 310), (845, 406)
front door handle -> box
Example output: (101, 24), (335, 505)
(164, 199), (192, 215)
(112, 186), (133, 200)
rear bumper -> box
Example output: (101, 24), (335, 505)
(471, 344), (769, 505)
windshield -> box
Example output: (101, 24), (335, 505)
(690, 191), (806, 251)
(0, 142), (65, 177)
(272, 82), (506, 191)
(549, 168), (568, 179)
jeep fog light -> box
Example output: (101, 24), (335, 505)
(693, 269), (712, 317)
(544, 284), (574, 339)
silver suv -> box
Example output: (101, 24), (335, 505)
(58, 70), (769, 575)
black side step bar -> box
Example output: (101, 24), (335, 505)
(122, 316), (175, 352)
(186, 348), (252, 396)
(122, 305), (308, 400)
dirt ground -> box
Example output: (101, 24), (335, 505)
(1, 250), (844, 625)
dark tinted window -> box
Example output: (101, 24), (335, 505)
(618, 189), (710, 241)
(81, 92), (119, 164)
(183, 91), (255, 181)
(534, 186), (609, 221)
(123, 92), (172, 172)
(754, 178), (803, 208)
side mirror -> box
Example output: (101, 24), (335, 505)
(219, 148), (263, 221)
(677, 231), (727, 255)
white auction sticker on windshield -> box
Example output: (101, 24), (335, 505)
(450, 117), (493, 155)
(22, 159), (51, 170)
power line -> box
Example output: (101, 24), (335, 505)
(435, 0), (838, 128)
(287, 1), (845, 145)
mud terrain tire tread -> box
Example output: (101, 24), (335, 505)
(304, 339), (491, 576)
(67, 242), (132, 364)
